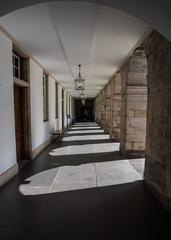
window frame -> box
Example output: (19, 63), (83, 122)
(13, 52), (21, 79)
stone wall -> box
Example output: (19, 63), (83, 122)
(142, 31), (171, 211)
(110, 73), (121, 140)
(95, 82), (112, 133)
(100, 88), (105, 128)
(120, 47), (147, 156)
(104, 82), (111, 133)
(95, 94), (101, 123)
(94, 30), (171, 212)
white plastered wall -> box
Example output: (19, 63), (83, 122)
(57, 84), (62, 130)
(49, 76), (58, 131)
(0, 30), (17, 175)
(0, 29), (73, 183)
(64, 89), (67, 128)
(30, 59), (57, 151)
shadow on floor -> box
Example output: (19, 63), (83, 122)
(0, 181), (170, 240)
(0, 122), (170, 239)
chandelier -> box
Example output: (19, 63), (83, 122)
(75, 64), (85, 91)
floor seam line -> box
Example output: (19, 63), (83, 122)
(128, 160), (143, 180)
(48, 167), (60, 193)
(94, 162), (101, 187)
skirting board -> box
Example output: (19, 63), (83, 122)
(31, 138), (51, 159)
(0, 164), (18, 188)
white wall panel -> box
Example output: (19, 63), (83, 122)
(0, 31), (17, 174)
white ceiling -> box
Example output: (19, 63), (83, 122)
(0, 2), (149, 98)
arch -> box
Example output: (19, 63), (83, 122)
(0, 0), (170, 41)
(128, 47), (148, 86)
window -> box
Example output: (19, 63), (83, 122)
(55, 82), (58, 118)
(43, 73), (49, 121)
(13, 53), (21, 79)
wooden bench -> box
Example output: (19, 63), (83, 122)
(51, 130), (64, 143)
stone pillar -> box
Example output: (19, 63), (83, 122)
(95, 95), (99, 123)
(100, 88), (105, 129)
(104, 82), (111, 133)
(142, 31), (171, 211)
(95, 94), (99, 123)
(95, 97), (98, 122)
(120, 47), (147, 156)
(110, 73), (121, 140)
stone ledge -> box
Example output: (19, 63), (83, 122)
(0, 164), (18, 188)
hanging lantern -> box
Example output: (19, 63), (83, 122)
(80, 93), (85, 99)
(75, 64), (85, 90)
(82, 99), (85, 105)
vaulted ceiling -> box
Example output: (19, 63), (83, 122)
(0, 2), (149, 98)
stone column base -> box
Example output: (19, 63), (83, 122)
(121, 150), (145, 158)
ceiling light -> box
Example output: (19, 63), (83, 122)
(80, 93), (85, 99)
(75, 64), (85, 91)
(82, 99), (85, 105)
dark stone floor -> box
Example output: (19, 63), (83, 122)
(0, 123), (170, 240)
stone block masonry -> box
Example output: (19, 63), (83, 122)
(104, 82), (111, 133)
(110, 73), (121, 140)
(120, 47), (147, 157)
(95, 30), (171, 212)
(142, 31), (171, 211)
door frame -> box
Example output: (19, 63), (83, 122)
(13, 57), (32, 163)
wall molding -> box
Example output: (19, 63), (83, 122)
(0, 164), (18, 188)
(31, 138), (51, 159)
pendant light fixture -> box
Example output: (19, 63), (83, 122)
(75, 64), (85, 91)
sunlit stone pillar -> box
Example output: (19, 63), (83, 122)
(110, 73), (121, 140)
(104, 82), (111, 133)
(142, 31), (171, 211)
(100, 88), (105, 129)
(120, 47), (147, 156)
(95, 95), (99, 123)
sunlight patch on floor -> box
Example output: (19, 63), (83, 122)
(19, 159), (145, 195)
(71, 126), (101, 130)
(49, 142), (120, 156)
(62, 134), (110, 142)
(67, 129), (104, 134)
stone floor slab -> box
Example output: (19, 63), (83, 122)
(96, 160), (142, 187)
(50, 163), (96, 193)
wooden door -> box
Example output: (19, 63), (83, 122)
(14, 85), (24, 162)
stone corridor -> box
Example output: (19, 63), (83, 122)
(0, 122), (170, 239)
